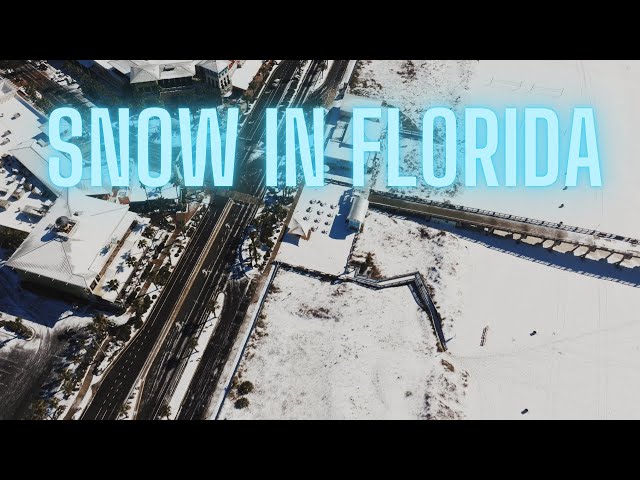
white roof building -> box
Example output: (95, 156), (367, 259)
(0, 80), (46, 157)
(347, 195), (369, 231)
(6, 187), (140, 298)
(9, 138), (110, 198)
(231, 60), (263, 91)
(324, 94), (385, 178)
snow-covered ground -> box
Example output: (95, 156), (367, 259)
(354, 208), (640, 418)
(353, 60), (640, 239)
(344, 60), (640, 418)
(220, 268), (464, 419)
(220, 202), (640, 419)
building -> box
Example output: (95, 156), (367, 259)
(0, 79), (58, 234)
(230, 60), (265, 96)
(347, 194), (369, 231)
(6, 188), (145, 304)
(196, 60), (238, 97)
(76, 60), (259, 98)
(0, 79), (150, 305)
(324, 93), (384, 179)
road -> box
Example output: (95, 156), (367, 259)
(137, 60), (317, 419)
(305, 60), (350, 106)
(135, 201), (256, 419)
(81, 205), (225, 419)
(80, 60), (310, 420)
(81, 60), (348, 420)
(175, 60), (343, 421)
(7, 62), (86, 110)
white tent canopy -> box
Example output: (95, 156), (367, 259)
(289, 215), (311, 239)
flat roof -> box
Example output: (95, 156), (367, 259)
(277, 183), (357, 275)
(340, 93), (384, 116)
(232, 60), (263, 90)
(342, 117), (382, 147)
(0, 92), (45, 158)
(325, 139), (353, 163)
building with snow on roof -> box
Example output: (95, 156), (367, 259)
(324, 93), (384, 181)
(347, 193), (369, 231)
(5, 188), (147, 305)
(75, 60), (263, 99)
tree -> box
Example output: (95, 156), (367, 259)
(89, 312), (112, 341)
(186, 336), (198, 353)
(139, 181), (149, 205)
(106, 279), (120, 292)
(118, 403), (130, 419)
(138, 239), (148, 250)
(158, 403), (172, 420)
(170, 170), (183, 205)
(234, 397), (250, 409)
(32, 399), (48, 420)
(237, 381), (254, 396)
(207, 297), (219, 317)
(125, 256), (138, 268)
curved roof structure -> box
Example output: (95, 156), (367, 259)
(347, 196), (369, 225)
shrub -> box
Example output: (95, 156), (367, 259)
(234, 397), (250, 409)
(237, 381), (254, 396)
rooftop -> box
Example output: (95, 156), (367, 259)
(9, 139), (110, 198)
(0, 155), (53, 233)
(231, 60), (263, 91)
(339, 93), (384, 117)
(277, 183), (357, 275)
(6, 188), (139, 292)
(0, 84), (46, 158)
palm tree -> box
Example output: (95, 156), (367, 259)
(139, 181), (148, 209)
(187, 336), (198, 353)
(118, 403), (130, 419)
(138, 239), (148, 250)
(170, 170), (183, 205)
(207, 297), (219, 317)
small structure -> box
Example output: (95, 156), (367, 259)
(347, 195), (369, 231)
(10, 188), (24, 200)
(288, 215), (312, 240)
(22, 204), (45, 219)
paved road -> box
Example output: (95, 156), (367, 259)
(80, 60), (305, 420)
(176, 277), (252, 419)
(137, 60), (308, 419)
(82, 60), (342, 420)
(81, 205), (224, 419)
(175, 61), (349, 421)
(136, 201), (257, 419)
